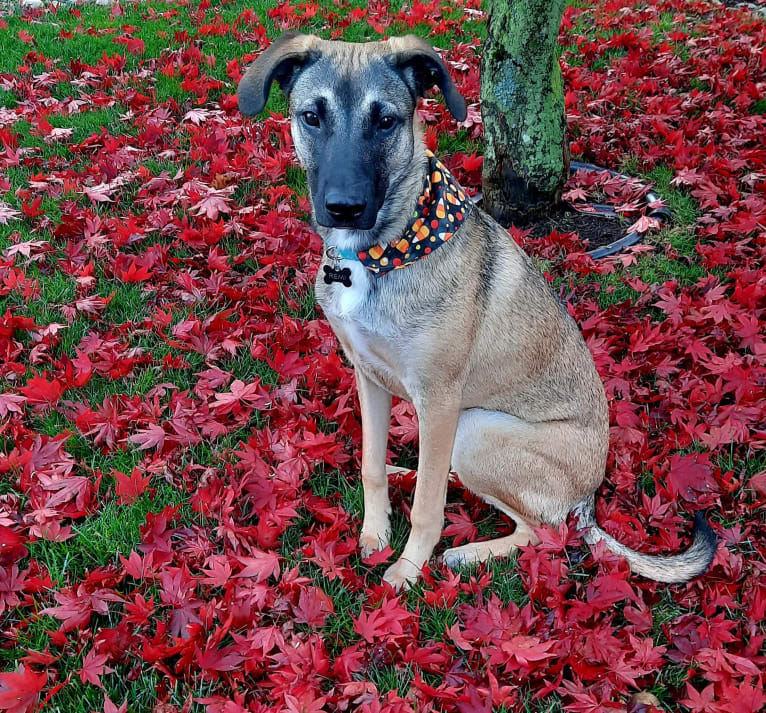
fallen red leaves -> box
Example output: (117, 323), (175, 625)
(0, 665), (46, 713)
(0, 0), (764, 712)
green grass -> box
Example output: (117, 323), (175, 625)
(438, 128), (482, 157)
(518, 693), (563, 713)
(307, 466), (413, 557)
(20, 108), (129, 147)
(318, 573), (367, 653)
(419, 602), (458, 640)
(27, 483), (190, 584)
(178, 425), (262, 470)
(713, 448), (766, 544)
(155, 74), (189, 105)
(485, 555), (528, 605)
(283, 282), (318, 320)
(644, 164), (699, 227)
(545, 159), (709, 310)
(99, 282), (150, 325)
(221, 350), (280, 386)
(585, 244), (709, 310)
(2, 169), (64, 225)
(2, 474), (200, 713)
(366, 661), (416, 696)
(591, 45), (628, 71)
(717, 447), (766, 485)
(6, 269), (77, 317)
(284, 165), (308, 196)
(0, 613), (60, 667)
(38, 658), (207, 713)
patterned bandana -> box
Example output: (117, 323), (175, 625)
(331, 150), (473, 277)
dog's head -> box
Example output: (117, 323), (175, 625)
(237, 33), (466, 231)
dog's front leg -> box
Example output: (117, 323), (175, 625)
(356, 370), (394, 557)
(383, 397), (459, 590)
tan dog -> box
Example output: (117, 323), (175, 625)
(238, 33), (716, 589)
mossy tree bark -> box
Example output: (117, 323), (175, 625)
(480, 0), (569, 226)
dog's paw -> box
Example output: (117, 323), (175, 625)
(382, 558), (421, 591)
(359, 527), (391, 559)
(441, 545), (477, 569)
(359, 512), (391, 559)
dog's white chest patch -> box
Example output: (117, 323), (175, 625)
(335, 261), (371, 317)
(338, 313), (410, 399)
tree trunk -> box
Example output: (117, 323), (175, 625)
(480, 0), (569, 226)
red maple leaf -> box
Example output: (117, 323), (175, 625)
(236, 551), (280, 583)
(113, 34), (145, 55)
(456, 685), (492, 713)
(102, 696), (128, 713)
(0, 528), (28, 567)
(460, 152), (483, 172)
(195, 643), (244, 673)
(353, 598), (412, 642)
(19, 373), (65, 406)
(360, 544), (395, 567)
(117, 262), (152, 283)
(586, 572), (636, 610)
(268, 349), (309, 378)
(680, 683), (718, 713)
(41, 587), (123, 632)
(283, 693), (328, 713)
(665, 453), (719, 500)
(748, 471), (766, 497)
(78, 648), (114, 689)
(0, 393), (26, 419)
(443, 507), (479, 546)
(0, 665), (46, 713)
(292, 587), (335, 628)
(212, 379), (271, 413)
(36, 473), (92, 510)
(128, 424), (167, 451)
(499, 635), (555, 667)
(191, 188), (234, 220)
(200, 556), (233, 588)
(0, 565), (28, 614)
(113, 469), (151, 504)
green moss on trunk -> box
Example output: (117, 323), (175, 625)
(481, 0), (569, 225)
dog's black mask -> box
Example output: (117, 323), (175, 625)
(301, 89), (396, 231)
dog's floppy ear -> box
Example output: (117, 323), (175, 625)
(238, 32), (319, 117)
(386, 36), (467, 122)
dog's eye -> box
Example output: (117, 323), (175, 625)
(378, 115), (396, 131)
(301, 111), (320, 127)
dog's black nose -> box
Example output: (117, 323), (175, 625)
(325, 191), (367, 223)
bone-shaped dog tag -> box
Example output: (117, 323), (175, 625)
(323, 264), (352, 287)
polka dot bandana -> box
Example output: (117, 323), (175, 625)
(353, 151), (472, 277)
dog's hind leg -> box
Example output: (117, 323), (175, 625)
(386, 465), (413, 475)
(442, 498), (540, 567)
(443, 408), (605, 568)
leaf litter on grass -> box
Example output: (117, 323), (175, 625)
(0, 1), (765, 712)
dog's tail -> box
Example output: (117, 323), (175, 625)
(572, 496), (717, 584)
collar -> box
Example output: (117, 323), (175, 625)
(328, 150), (473, 277)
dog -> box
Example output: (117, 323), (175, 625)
(237, 33), (717, 589)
